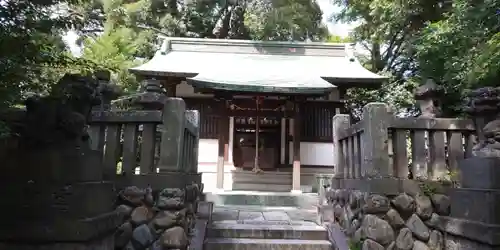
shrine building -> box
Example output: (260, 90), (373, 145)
(130, 37), (386, 193)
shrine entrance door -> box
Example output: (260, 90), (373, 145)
(232, 116), (281, 170)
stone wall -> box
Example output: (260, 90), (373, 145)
(321, 185), (451, 250)
(114, 183), (201, 250)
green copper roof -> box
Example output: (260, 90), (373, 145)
(129, 37), (387, 93)
(188, 71), (336, 94)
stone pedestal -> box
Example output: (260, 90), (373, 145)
(0, 148), (121, 250)
(445, 157), (500, 249)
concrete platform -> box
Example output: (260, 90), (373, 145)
(204, 238), (332, 250)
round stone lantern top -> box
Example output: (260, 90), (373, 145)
(414, 79), (444, 100)
(465, 87), (500, 116)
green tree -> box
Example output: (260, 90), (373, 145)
(75, 0), (329, 92)
(334, 0), (500, 117)
(246, 0), (327, 41)
(414, 0), (500, 115)
(331, 0), (452, 116)
(81, 28), (145, 93)
(0, 0), (96, 109)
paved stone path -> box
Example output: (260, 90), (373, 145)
(211, 205), (319, 226)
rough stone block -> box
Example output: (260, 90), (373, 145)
(458, 157), (500, 189)
(450, 188), (500, 224)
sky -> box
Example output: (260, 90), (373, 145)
(316, 0), (355, 37)
(62, 1), (356, 56)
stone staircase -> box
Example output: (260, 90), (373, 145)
(203, 191), (333, 250)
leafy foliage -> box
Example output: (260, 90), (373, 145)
(72, 0), (330, 93)
(334, 0), (500, 117)
(414, 0), (500, 115)
(0, 0), (98, 108)
(81, 28), (145, 93)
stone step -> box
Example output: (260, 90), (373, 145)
(232, 175), (292, 185)
(214, 205), (318, 212)
(212, 206), (319, 223)
(232, 182), (292, 192)
(206, 191), (319, 208)
(204, 238), (332, 250)
(232, 171), (292, 177)
(207, 222), (327, 240)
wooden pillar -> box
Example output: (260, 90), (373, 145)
(228, 116), (234, 164)
(280, 117), (286, 165)
(216, 100), (228, 190)
(330, 88), (342, 114)
(292, 101), (301, 193)
(164, 77), (180, 97)
(337, 87), (347, 114)
(285, 118), (291, 166)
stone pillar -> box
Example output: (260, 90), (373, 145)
(291, 102), (301, 193)
(186, 110), (200, 174)
(361, 103), (391, 178)
(332, 114), (350, 186)
(89, 71), (119, 153)
(158, 98), (186, 172)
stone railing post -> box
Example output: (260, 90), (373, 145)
(332, 114), (350, 189)
(185, 110), (200, 173)
(158, 98), (186, 172)
(361, 103), (391, 178)
(332, 114), (350, 178)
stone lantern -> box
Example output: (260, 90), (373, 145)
(95, 70), (122, 110)
(414, 79), (444, 118)
(465, 87), (500, 157)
